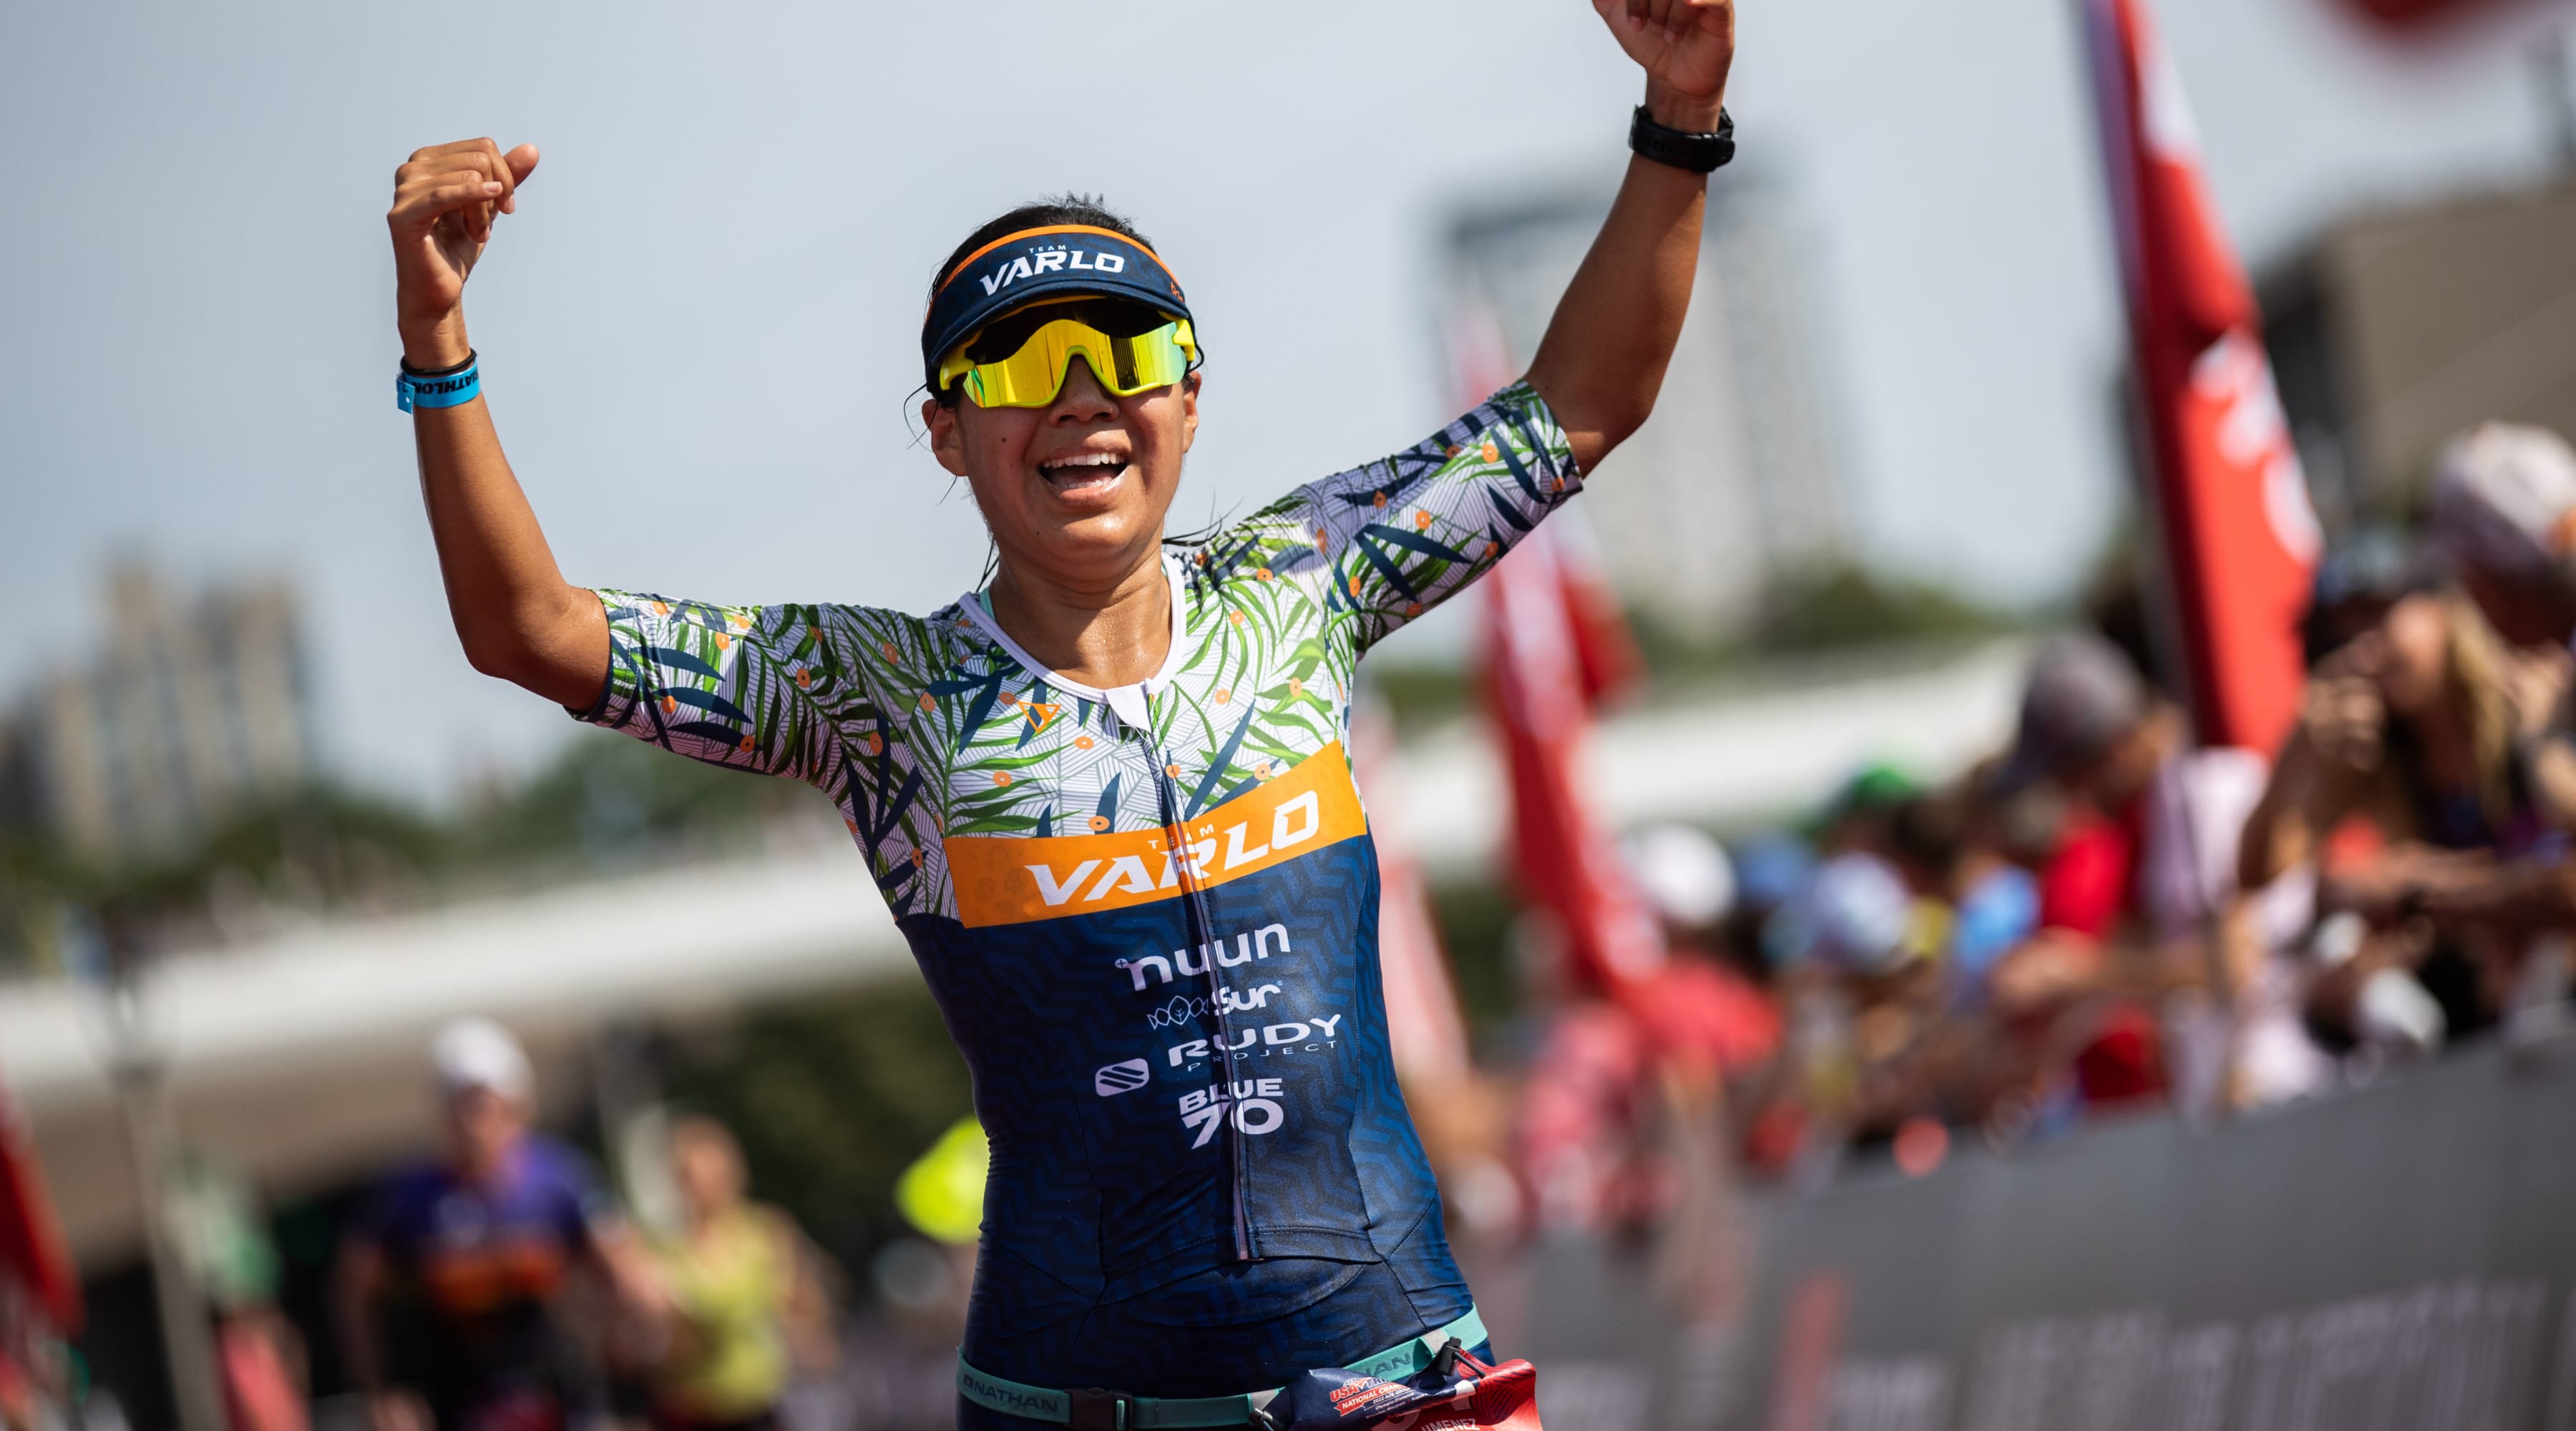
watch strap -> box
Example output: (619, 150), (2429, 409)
(1628, 104), (1735, 174)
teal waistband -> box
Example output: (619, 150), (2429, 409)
(955, 1305), (1489, 1430)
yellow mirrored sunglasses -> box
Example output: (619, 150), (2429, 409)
(937, 298), (1199, 408)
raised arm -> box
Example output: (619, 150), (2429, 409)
(1525, 0), (1737, 475)
(389, 139), (608, 709)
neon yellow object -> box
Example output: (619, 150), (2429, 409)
(895, 1117), (989, 1246)
(937, 304), (1196, 408)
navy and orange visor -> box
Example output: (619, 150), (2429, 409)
(922, 225), (1197, 407)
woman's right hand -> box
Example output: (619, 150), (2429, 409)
(387, 139), (539, 367)
(2301, 639), (2387, 774)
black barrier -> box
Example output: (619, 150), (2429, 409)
(1726, 1023), (2576, 1431)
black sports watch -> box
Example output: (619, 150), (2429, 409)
(1628, 104), (1735, 174)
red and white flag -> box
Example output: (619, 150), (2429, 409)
(2086, 0), (2321, 754)
(1483, 524), (1667, 1001)
(1448, 301), (1664, 1008)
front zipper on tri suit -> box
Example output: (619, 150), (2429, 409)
(1120, 693), (1259, 1264)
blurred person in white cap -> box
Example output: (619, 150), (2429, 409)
(1517, 825), (1777, 1234)
(1621, 824), (1781, 1085)
(2428, 422), (2576, 650)
(1626, 824), (1736, 936)
(336, 1019), (661, 1431)
(1764, 849), (1971, 1161)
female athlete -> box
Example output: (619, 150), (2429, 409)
(387, 1), (1734, 1424)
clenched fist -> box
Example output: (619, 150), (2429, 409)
(1592, 0), (1734, 130)
(388, 139), (540, 368)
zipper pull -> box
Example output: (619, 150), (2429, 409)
(1104, 684), (1151, 734)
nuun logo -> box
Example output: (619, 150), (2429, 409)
(979, 246), (1128, 297)
(1121, 924), (1292, 992)
(1094, 1058), (1150, 1097)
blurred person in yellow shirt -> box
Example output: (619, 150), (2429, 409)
(645, 1118), (831, 1431)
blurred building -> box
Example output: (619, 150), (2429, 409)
(1446, 168), (1849, 638)
(2264, 177), (2576, 528)
(0, 562), (313, 864)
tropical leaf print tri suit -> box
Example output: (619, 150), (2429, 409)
(576, 382), (1582, 1411)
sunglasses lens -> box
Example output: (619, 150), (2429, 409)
(946, 312), (1196, 408)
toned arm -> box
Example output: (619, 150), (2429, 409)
(1524, 0), (1735, 474)
(389, 139), (608, 708)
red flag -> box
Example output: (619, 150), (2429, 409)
(1483, 527), (1668, 1000)
(1450, 298), (1664, 1007)
(0, 1077), (81, 1334)
(2085, 0), (2321, 753)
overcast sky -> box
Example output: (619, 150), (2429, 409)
(3, 0), (2567, 803)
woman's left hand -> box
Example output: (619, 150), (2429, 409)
(1593, 0), (1735, 122)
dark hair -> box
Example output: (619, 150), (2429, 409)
(925, 195), (1156, 408)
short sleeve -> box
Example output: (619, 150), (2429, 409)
(1220, 381), (1583, 657)
(574, 590), (862, 786)
(530, 1140), (619, 1247)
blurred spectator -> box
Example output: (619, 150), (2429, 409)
(1621, 826), (1776, 1080)
(1772, 851), (1913, 978)
(2428, 423), (2576, 650)
(1984, 635), (2288, 1120)
(1813, 763), (1921, 859)
(2301, 424), (2576, 968)
(335, 1020), (660, 1431)
(2245, 536), (2576, 1046)
(1723, 833), (1813, 974)
(2302, 528), (2422, 665)
(1518, 826), (1777, 1233)
(643, 1118), (832, 1431)
(169, 1158), (308, 1431)
(2245, 577), (2570, 882)
(1769, 851), (1927, 1157)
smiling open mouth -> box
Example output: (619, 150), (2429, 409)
(1038, 451), (1130, 493)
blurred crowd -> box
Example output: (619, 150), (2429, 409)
(1516, 420), (2576, 1229)
(18, 415), (2576, 1431)
(133, 1019), (854, 1431)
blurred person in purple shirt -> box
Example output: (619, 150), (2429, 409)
(336, 1020), (661, 1431)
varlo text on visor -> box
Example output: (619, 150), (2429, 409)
(922, 225), (1199, 408)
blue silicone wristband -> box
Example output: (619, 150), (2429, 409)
(397, 356), (480, 412)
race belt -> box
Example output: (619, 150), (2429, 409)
(955, 1306), (1489, 1430)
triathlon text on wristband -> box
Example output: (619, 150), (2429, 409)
(397, 356), (481, 413)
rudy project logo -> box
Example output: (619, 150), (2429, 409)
(1093, 1058), (1150, 1097)
(1166, 1015), (1343, 1070)
(944, 743), (1369, 928)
